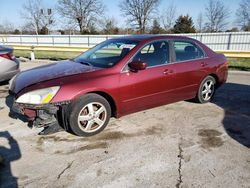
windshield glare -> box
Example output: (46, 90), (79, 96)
(74, 39), (139, 68)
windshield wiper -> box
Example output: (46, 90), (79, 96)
(70, 58), (93, 67)
(79, 61), (93, 66)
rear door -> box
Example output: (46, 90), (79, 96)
(169, 40), (208, 100)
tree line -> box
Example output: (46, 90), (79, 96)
(0, 0), (249, 35)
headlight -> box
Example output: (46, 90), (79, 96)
(16, 86), (60, 104)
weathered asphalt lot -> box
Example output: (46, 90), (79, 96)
(0, 62), (250, 188)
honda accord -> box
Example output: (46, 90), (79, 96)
(9, 35), (228, 136)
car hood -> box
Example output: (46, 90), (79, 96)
(10, 60), (101, 94)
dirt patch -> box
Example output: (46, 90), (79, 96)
(36, 134), (109, 153)
(144, 125), (163, 135)
(37, 125), (163, 143)
(94, 125), (163, 141)
(36, 135), (86, 152)
(63, 142), (108, 154)
(198, 129), (224, 149)
(95, 131), (130, 140)
(198, 129), (222, 137)
(19, 175), (29, 181)
(37, 135), (85, 144)
(53, 142), (108, 154)
(36, 125), (163, 152)
(96, 169), (102, 176)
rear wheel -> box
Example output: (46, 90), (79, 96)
(68, 94), (111, 136)
(195, 76), (216, 103)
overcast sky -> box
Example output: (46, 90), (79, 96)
(0, 0), (241, 30)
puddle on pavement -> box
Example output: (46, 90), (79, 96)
(198, 129), (224, 149)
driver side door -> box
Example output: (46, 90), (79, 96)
(119, 40), (177, 115)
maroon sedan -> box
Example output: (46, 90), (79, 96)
(9, 35), (228, 136)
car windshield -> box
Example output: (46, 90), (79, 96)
(74, 39), (139, 68)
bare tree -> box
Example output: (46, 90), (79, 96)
(57, 0), (105, 34)
(205, 0), (230, 32)
(21, 0), (54, 35)
(101, 17), (119, 34)
(0, 21), (15, 34)
(236, 0), (250, 31)
(161, 2), (176, 32)
(119, 0), (161, 33)
(196, 12), (204, 32)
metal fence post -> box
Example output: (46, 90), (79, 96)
(20, 35), (22, 45)
(227, 33), (232, 50)
(36, 35), (39, 45)
(30, 46), (35, 60)
(52, 35), (55, 46)
(87, 36), (90, 46)
(69, 35), (71, 46)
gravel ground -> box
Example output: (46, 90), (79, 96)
(0, 61), (249, 188)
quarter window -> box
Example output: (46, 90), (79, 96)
(132, 41), (169, 67)
(173, 41), (205, 62)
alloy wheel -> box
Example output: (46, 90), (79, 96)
(201, 79), (215, 101)
(77, 102), (107, 133)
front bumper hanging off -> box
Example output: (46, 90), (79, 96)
(12, 101), (71, 128)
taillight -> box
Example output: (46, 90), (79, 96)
(225, 60), (229, 66)
(0, 52), (13, 60)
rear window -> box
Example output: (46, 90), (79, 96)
(173, 41), (205, 62)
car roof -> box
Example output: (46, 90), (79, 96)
(0, 45), (12, 52)
(111, 34), (191, 42)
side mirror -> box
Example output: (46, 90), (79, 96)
(128, 61), (147, 72)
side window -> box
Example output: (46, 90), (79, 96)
(173, 41), (205, 62)
(132, 41), (169, 67)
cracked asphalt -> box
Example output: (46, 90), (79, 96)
(0, 62), (250, 188)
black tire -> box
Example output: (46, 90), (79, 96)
(68, 93), (111, 137)
(195, 76), (216, 104)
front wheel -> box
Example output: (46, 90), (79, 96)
(195, 76), (216, 103)
(68, 94), (111, 137)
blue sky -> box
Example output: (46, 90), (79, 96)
(0, 0), (240, 29)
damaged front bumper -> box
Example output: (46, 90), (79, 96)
(12, 101), (71, 128)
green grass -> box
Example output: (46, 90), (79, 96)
(14, 50), (250, 71)
(14, 50), (81, 61)
(227, 57), (250, 71)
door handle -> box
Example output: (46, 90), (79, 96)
(163, 69), (174, 75)
(201, 62), (208, 67)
